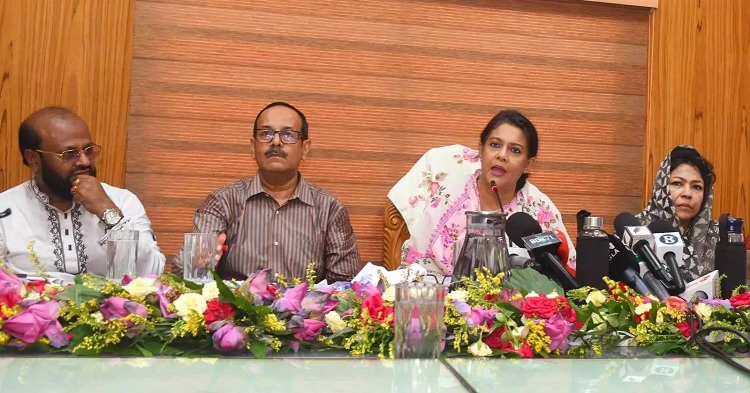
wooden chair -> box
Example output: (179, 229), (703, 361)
(382, 200), (410, 271)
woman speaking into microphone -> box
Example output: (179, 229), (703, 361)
(388, 110), (576, 282)
(637, 146), (718, 281)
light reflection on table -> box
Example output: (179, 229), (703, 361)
(0, 355), (747, 392)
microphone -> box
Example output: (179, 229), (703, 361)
(507, 212), (580, 291)
(648, 220), (686, 295)
(0, 208), (10, 219)
(615, 213), (672, 284)
(607, 233), (670, 300)
(489, 180), (505, 216)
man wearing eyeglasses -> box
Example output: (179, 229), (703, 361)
(174, 102), (362, 282)
(0, 107), (166, 282)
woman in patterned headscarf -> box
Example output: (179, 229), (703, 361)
(637, 146), (718, 281)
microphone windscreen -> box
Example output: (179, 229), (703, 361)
(506, 212), (543, 247)
(614, 212), (640, 238)
(647, 219), (677, 234)
(609, 251), (638, 281)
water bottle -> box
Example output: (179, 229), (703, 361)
(727, 217), (744, 244)
(576, 216), (610, 289)
(580, 216), (608, 239)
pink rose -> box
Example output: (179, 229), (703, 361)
(430, 182), (440, 196)
(3, 301), (68, 348)
(536, 207), (554, 224)
(212, 322), (247, 352)
(0, 269), (24, 296)
(543, 313), (575, 353)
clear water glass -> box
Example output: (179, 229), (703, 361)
(106, 230), (139, 279)
(182, 233), (217, 283)
(394, 282), (447, 359)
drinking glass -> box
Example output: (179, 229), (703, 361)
(183, 233), (217, 283)
(106, 230), (139, 279)
(394, 282), (447, 359)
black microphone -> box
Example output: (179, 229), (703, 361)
(489, 180), (506, 216)
(608, 234), (670, 300)
(0, 208), (10, 219)
(507, 212), (580, 291)
(614, 213), (672, 284)
(647, 220), (687, 295)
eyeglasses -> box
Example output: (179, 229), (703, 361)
(254, 129), (303, 144)
(35, 144), (102, 163)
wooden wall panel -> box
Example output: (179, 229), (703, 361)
(645, 0), (750, 225)
(128, 0), (651, 263)
(0, 0), (135, 191)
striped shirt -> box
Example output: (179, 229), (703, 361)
(173, 174), (362, 282)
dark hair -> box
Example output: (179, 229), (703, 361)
(670, 146), (716, 210)
(253, 102), (309, 140)
(18, 121), (41, 166)
(479, 109), (539, 191)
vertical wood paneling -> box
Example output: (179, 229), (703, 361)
(128, 0), (651, 263)
(645, 0), (750, 224)
(0, 0), (135, 191)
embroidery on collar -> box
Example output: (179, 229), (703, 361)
(28, 180), (66, 272)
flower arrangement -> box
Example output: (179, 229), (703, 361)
(0, 262), (748, 359)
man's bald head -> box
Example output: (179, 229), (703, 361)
(18, 107), (86, 166)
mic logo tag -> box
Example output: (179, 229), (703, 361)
(658, 234), (679, 245)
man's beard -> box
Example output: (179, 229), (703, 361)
(39, 157), (96, 201)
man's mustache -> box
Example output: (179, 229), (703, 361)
(265, 147), (287, 158)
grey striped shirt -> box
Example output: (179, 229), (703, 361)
(173, 174), (362, 282)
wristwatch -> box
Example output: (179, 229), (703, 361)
(99, 208), (124, 230)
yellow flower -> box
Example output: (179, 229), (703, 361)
(201, 281), (220, 301)
(694, 303), (713, 321)
(635, 302), (652, 315)
(123, 277), (158, 297)
(586, 291), (607, 307)
(447, 290), (468, 302)
(325, 311), (346, 334)
(173, 293), (208, 320)
(382, 286), (395, 302)
(467, 341), (492, 357)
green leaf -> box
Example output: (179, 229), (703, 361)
(212, 270), (237, 304)
(249, 340), (268, 359)
(326, 326), (354, 340)
(506, 268), (564, 295)
(135, 344), (153, 357)
(54, 284), (104, 305)
(495, 302), (521, 318)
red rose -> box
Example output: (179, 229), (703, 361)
(676, 321), (698, 338)
(26, 280), (46, 294)
(203, 298), (235, 325)
(635, 312), (650, 323)
(0, 292), (22, 309)
(483, 326), (506, 349)
(521, 296), (559, 319)
(362, 294), (394, 325)
(729, 293), (750, 309)
(556, 297), (577, 323)
(500, 341), (533, 358)
(484, 293), (500, 303)
(267, 285), (277, 297)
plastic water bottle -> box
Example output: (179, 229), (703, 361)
(727, 217), (744, 244)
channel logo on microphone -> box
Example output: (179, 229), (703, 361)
(658, 234), (679, 245)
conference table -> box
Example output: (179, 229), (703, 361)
(0, 352), (747, 392)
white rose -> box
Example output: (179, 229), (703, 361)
(586, 291), (607, 307)
(382, 286), (396, 302)
(694, 303), (713, 321)
(91, 312), (104, 323)
(201, 281), (220, 301)
(467, 341), (492, 357)
(525, 291), (539, 298)
(123, 277), (158, 297)
(25, 292), (41, 301)
(546, 291), (560, 299)
(324, 311), (347, 334)
(173, 293), (208, 320)
(447, 290), (468, 302)
(635, 302), (652, 315)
